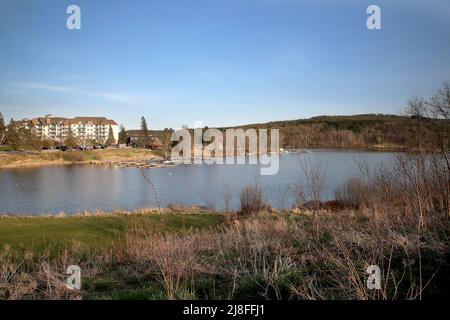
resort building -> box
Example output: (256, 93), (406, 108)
(13, 115), (119, 143)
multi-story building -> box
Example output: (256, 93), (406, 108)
(14, 115), (119, 144)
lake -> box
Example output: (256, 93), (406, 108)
(0, 149), (396, 215)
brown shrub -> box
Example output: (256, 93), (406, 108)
(335, 177), (368, 209)
(239, 184), (267, 215)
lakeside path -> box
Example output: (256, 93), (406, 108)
(0, 149), (163, 169)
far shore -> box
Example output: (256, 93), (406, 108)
(0, 148), (162, 169)
(0, 144), (407, 170)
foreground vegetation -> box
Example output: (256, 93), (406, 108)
(0, 148), (158, 169)
(0, 207), (448, 300)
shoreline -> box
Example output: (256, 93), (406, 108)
(0, 148), (162, 170)
(0, 145), (405, 170)
(0, 206), (220, 219)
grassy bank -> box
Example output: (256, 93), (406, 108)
(0, 149), (159, 169)
(0, 212), (222, 253)
(0, 146), (16, 152)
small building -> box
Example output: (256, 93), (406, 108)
(126, 130), (164, 149)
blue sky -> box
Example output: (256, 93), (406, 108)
(0, 0), (449, 129)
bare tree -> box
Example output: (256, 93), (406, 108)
(405, 82), (450, 218)
(407, 96), (428, 119)
(428, 81), (450, 120)
(140, 168), (163, 217)
(161, 128), (174, 158)
(220, 179), (233, 212)
(293, 155), (327, 212)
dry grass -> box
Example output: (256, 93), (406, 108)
(0, 149), (158, 169)
(0, 242), (114, 300)
(121, 210), (449, 300)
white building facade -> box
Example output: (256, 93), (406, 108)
(14, 115), (119, 144)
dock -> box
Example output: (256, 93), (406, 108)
(91, 160), (178, 169)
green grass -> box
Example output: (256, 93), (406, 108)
(0, 213), (222, 253)
(0, 212), (223, 299)
(0, 146), (16, 152)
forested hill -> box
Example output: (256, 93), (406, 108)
(217, 114), (450, 149)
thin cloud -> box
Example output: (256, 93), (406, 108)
(22, 83), (73, 93)
(17, 82), (152, 103)
(197, 71), (216, 80)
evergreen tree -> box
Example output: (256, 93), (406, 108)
(6, 118), (19, 147)
(118, 124), (127, 144)
(0, 112), (6, 145)
(140, 116), (149, 148)
(106, 125), (116, 145)
(141, 116), (148, 132)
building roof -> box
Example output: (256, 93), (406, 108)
(15, 116), (118, 126)
(126, 130), (155, 136)
(71, 117), (118, 125)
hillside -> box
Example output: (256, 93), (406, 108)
(219, 114), (450, 149)
(140, 114), (449, 150)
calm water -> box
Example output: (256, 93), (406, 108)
(0, 150), (396, 215)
